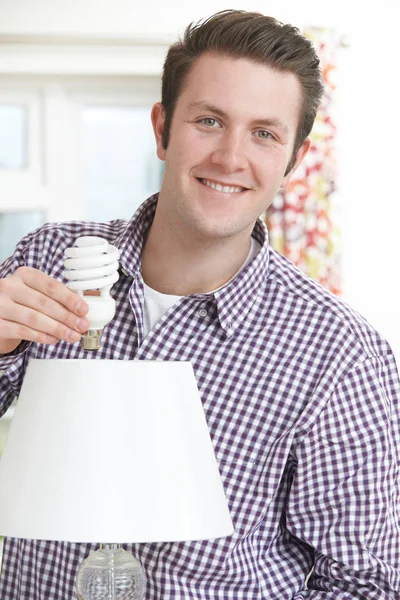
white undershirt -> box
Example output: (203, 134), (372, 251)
(143, 236), (261, 338)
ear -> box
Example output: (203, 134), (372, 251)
(151, 102), (167, 161)
(280, 137), (312, 189)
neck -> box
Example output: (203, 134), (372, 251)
(141, 210), (252, 296)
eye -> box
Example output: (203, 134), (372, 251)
(255, 130), (273, 140)
(198, 117), (220, 128)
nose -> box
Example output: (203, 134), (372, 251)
(210, 129), (248, 173)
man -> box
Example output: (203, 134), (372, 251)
(0, 9), (399, 599)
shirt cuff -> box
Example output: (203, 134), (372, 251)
(0, 340), (31, 366)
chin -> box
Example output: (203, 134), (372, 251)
(191, 217), (248, 241)
(177, 196), (254, 240)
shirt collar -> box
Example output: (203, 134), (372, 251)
(212, 218), (269, 337)
(114, 193), (270, 337)
(114, 193), (158, 277)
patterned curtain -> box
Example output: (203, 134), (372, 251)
(265, 28), (341, 295)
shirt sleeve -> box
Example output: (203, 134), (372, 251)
(287, 353), (400, 599)
(0, 242), (33, 417)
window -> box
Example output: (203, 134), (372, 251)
(0, 70), (163, 255)
(0, 105), (27, 170)
(83, 105), (164, 222)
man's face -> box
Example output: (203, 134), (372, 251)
(152, 52), (309, 243)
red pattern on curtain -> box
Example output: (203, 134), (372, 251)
(265, 28), (341, 295)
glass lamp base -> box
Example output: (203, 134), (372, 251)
(76, 544), (145, 600)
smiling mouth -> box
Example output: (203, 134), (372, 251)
(197, 178), (248, 194)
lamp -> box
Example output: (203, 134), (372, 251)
(0, 359), (234, 599)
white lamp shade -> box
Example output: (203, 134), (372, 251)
(0, 359), (233, 543)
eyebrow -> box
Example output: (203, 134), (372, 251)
(186, 101), (289, 135)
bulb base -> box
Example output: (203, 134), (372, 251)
(81, 329), (103, 351)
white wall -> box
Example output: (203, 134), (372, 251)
(0, 0), (389, 37)
(0, 0), (399, 359)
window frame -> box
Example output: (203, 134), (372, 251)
(0, 34), (168, 222)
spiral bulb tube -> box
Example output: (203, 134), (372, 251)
(64, 236), (120, 350)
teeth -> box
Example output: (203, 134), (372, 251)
(201, 179), (244, 193)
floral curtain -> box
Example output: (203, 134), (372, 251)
(265, 28), (341, 295)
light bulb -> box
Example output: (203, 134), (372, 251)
(64, 236), (120, 350)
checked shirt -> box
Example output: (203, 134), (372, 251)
(0, 194), (400, 599)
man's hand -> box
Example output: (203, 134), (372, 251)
(0, 267), (89, 354)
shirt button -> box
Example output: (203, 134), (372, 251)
(226, 327), (234, 338)
(198, 308), (208, 318)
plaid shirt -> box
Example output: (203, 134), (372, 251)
(0, 194), (399, 599)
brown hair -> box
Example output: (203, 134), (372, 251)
(161, 10), (324, 171)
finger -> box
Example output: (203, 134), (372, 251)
(0, 301), (82, 344)
(15, 267), (88, 316)
(0, 318), (62, 346)
(8, 284), (89, 334)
